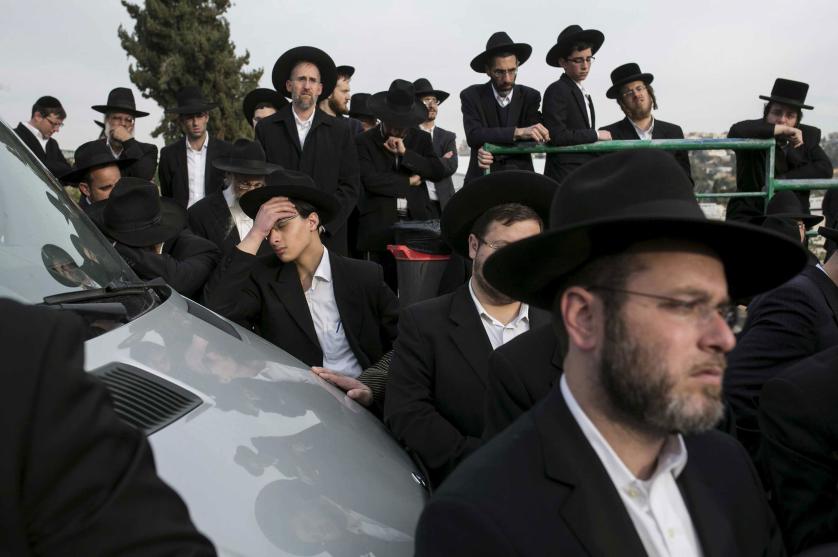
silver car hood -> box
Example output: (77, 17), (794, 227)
(83, 291), (425, 557)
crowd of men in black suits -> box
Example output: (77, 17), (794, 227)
(7, 22), (838, 557)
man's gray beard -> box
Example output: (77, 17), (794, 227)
(103, 121), (122, 149)
(598, 310), (725, 435)
(293, 92), (317, 111)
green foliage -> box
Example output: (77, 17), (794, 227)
(118, 0), (262, 144)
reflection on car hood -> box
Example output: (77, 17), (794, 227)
(83, 291), (424, 557)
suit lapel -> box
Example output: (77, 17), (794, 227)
(449, 284), (493, 386)
(677, 458), (737, 556)
(281, 108), (303, 153)
(506, 85), (525, 128)
(330, 254), (367, 365)
(562, 74), (590, 129)
(15, 124), (46, 159)
(479, 83), (501, 128)
(804, 266), (838, 326)
(621, 118), (641, 140)
(174, 140), (188, 198)
(268, 263), (320, 349)
(208, 192), (240, 245)
(203, 136), (216, 194)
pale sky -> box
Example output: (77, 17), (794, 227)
(2, 0), (837, 151)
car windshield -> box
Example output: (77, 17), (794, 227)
(0, 120), (136, 303)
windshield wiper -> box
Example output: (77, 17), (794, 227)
(41, 277), (167, 306)
(39, 302), (129, 319)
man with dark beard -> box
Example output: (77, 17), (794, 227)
(384, 171), (554, 488)
(319, 65), (363, 136)
(414, 151), (801, 556)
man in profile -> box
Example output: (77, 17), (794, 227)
(61, 140), (134, 210)
(14, 95), (71, 176)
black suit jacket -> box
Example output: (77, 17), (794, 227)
(97, 137), (159, 181)
(600, 116), (692, 179)
(415, 381), (785, 557)
(0, 299), (214, 556)
(255, 106), (361, 255)
(204, 248), (398, 369)
(460, 82), (542, 182)
(543, 74), (599, 183)
(186, 191), (272, 257)
(384, 284), (549, 486)
(726, 119), (832, 221)
(356, 126), (448, 251)
(159, 137), (233, 208)
(13, 123), (71, 177)
(725, 265), (838, 453)
(425, 125), (458, 208)
(759, 345), (838, 554)
(115, 229), (220, 299)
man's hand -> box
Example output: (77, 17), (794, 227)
(408, 174), (422, 186)
(311, 367), (373, 407)
(477, 147), (494, 169)
(383, 137), (406, 155)
(513, 123), (550, 143)
(237, 196), (297, 255)
(442, 151), (455, 159)
(109, 124), (133, 143)
(597, 130), (613, 141)
(775, 124), (803, 148)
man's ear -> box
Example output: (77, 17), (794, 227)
(78, 182), (90, 198)
(561, 286), (599, 352)
(467, 233), (480, 260)
(308, 212), (321, 232)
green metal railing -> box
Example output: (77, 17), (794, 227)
(483, 138), (838, 210)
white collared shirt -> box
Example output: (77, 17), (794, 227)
(304, 249), (363, 377)
(186, 133), (209, 208)
(573, 79), (593, 128)
(293, 107), (316, 147)
(106, 137), (122, 159)
(560, 375), (703, 557)
(630, 116), (655, 140)
(420, 124), (439, 201)
(491, 84), (514, 108)
(467, 279), (530, 349)
(23, 122), (49, 151)
(222, 184), (253, 240)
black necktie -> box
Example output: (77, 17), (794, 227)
(586, 95), (596, 129)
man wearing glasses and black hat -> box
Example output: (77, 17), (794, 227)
(255, 46), (361, 256)
(159, 86), (233, 209)
(543, 25), (612, 184)
(414, 78), (458, 210)
(14, 95), (71, 177)
(726, 78), (832, 222)
(415, 150), (800, 556)
(460, 32), (548, 182)
(92, 87), (159, 181)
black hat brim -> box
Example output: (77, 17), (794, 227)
(272, 46), (337, 104)
(470, 43), (532, 73)
(483, 216), (807, 309)
(165, 102), (219, 114)
(546, 29), (604, 67)
(751, 212), (823, 229)
(61, 154), (136, 184)
(91, 104), (150, 118)
(212, 158), (285, 176)
(368, 93), (428, 127)
(89, 198), (187, 248)
(243, 89), (289, 122)
(348, 109), (376, 120)
(441, 171), (557, 258)
(758, 94), (813, 110)
(606, 72), (654, 99)
(818, 226), (838, 244)
(414, 89), (450, 104)
(239, 185), (339, 226)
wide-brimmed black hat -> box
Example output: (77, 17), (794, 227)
(759, 78), (813, 110)
(271, 46), (337, 104)
(483, 150), (808, 309)
(61, 140), (136, 184)
(369, 79), (428, 127)
(91, 87), (149, 118)
(470, 31), (532, 73)
(606, 62), (654, 99)
(442, 170), (557, 258)
(239, 170), (339, 226)
(242, 88), (288, 123)
(751, 190), (822, 228)
(412, 78), (450, 104)
(212, 139), (284, 176)
(546, 25), (605, 67)
(336, 65), (355, 78)
(348, 93), (375, 120)
(166, 85), (218, 114)
(90, 177), (186, 247)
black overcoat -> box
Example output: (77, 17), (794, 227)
(159, 136), (233, 208)
(95, 137), (158, 181)
(186, 191), (270, 257)
(542, 74), (599, 183)
(600, 116), (692, 179)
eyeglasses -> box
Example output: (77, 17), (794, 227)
(566, 56), (595, 65)
(490, 68), (518, 78)
(588, 285), (748, 334)
(44, 117), (64, 128)
(235, 179), (265, 191)
(421, 97), (440, 107)
(621, 85), (647, 98)
(108, 115), (135, 126)
(478, 237), (509, 250)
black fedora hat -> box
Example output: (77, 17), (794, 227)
(546, 25), (605, 67)
(606, 62), (654, 99)
(90, 177), (187, 247)
(483, 151), (808, 309)
(91, 87), (149, 118)
(470, 31), (532, 73)
(751, 190), (822, 228)
(441, 170), (557, 258)
(412, 78), (450, 104)
(336, 65), (355, 78)
(212, 139), (284, 176)
(166, 85), (218, 114)
(369, 79), (428, 128)
(242, 88), (288, 123)
(61, 140), (136, 184)
(239, 170), (339, 226)
(759, 78), (813, 110)
(271, 46), (337, 104)
(348, 93), (375, 120)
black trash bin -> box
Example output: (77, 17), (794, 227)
(387, 220), (451, 307)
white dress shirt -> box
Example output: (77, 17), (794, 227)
(293, 107), (316, 147)
(491, 84), (514, 108)
(468, 279), (530, 349)
(560, 375), (703, 557)
(630, 116), (656, 140)
(419, 124), (439, 201)
(304, 249), (363, 377)
(186, 134), (208, 208)
(222, 185), (253, 240)
(22, 122), (49, 152)
(573, 80), (593, 128)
